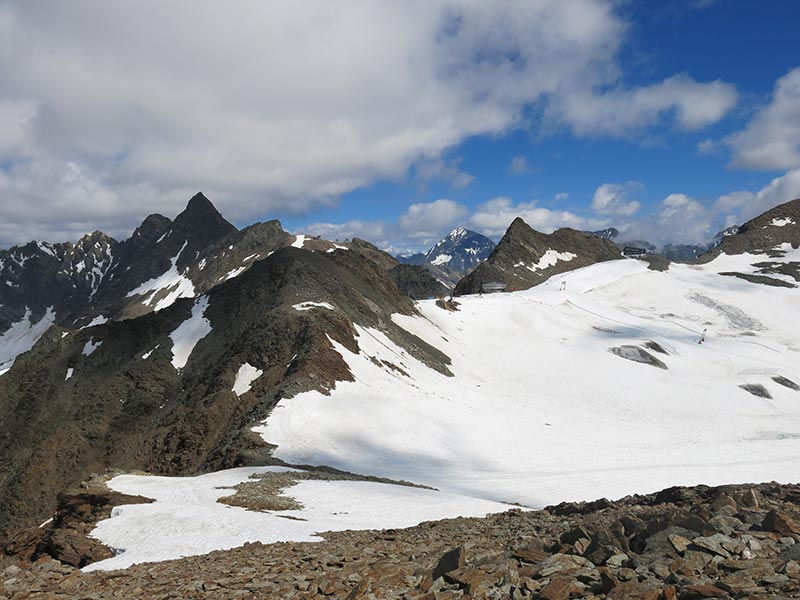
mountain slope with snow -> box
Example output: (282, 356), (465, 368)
(259, 247), (800, 508)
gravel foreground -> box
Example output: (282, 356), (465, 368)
(4, 482), (800, 599)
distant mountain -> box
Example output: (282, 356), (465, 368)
(399, 228), (495, 288)
(586, 227), (619, 241)
(454, 218), (621, 295)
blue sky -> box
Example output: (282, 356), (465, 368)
(1, 1), (799, 252)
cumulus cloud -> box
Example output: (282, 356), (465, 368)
(728, 68), (800, 170)
(305, 198), (469, 252)
(591, 182), (642, 216)
(303, 220), (390, 245)
(415, 158), (474, 189)
(469, 197), (606, 237)
(0, 1), (738, 246)
(618, 170), (800, 247)
(553, 75), (738, 137)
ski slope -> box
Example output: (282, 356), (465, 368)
(258, 250), (800, 508)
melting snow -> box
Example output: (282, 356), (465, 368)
(0, 307), (57, 375)
(126, 241), (196, 311)
(169, 296), (212, 369)
(232, 363), (263, 396)
(65, 368), (74, 380)
(430, 253), (452, 266)
(141, 345), (159, 360)
(84, 467), (509, 571)
(291, 235), (307, 248)
(82, 338), (102, 356)
(292, 301), (334, 311)
(770, 217), (795, 227)
(82, 315), (108, 328)
(517, 249), (577, 272)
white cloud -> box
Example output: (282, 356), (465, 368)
(304, 198), (469, 252)
(303, 220), (390, 245)
(728, 68), (800, 170)
(0, 1), (738, 245)
(620, 170), (800, 247)
(415, 157), (474, 189)
(508, 155), (534, 175)
(469, 197), (605, 237)
(591, 182), (642, 216)
(397, 199), (469, 241)
(553, 75), (737, 137)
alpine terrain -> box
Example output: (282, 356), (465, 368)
(2, 195), (800, 599)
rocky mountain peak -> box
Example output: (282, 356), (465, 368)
(700, 197), (800, 261)
(172, 192), (237, 247)
(454, 219), (621, 295)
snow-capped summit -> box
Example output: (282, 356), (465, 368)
(399, 228), (495, 286)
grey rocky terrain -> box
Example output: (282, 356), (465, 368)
(5, 482), (800, 599)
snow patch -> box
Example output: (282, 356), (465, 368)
(291, 235), (307, 248)
(82, 338), (102, 356)
(141, 345), (159, 360)
(169, 296), (212, 369)
(126, 241), (196, 311)
(65, 368), (74, 380)
(83, 467), (509, 571)
(82, 315), (108, 328)
(232, 363), (263, 396)
(0, 307), (57, 374)
(430, 253), (452, 266)
(292, 301), (334, 312)
(770, 217), (795, 227)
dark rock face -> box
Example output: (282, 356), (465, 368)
(610, 346), (668, 369)
(6, 481), (800, 599)
(0, 232), (117, 333)
(388, 264), (450, 299)
(0, 194), (296, 334)
(4, 488), (153, 567)
(454, 218), (622, 295)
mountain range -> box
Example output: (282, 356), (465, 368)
(0, 194), (799, 576)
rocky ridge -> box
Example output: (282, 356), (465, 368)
(0, 239), (447, 541)
(454, 218), (621, 295)
(5, 482), (800, 599)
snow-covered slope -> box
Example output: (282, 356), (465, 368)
(259, 248), (800, 508)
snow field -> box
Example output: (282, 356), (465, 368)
(0, 307), (57, 375)
(259, 251), (800, 508)
(85, 467), (510, 571)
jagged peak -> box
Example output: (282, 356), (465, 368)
(172, 192), (237, 244)
(448, 227), (467, 239)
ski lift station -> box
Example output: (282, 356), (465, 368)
(482, 281), (507, 293)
